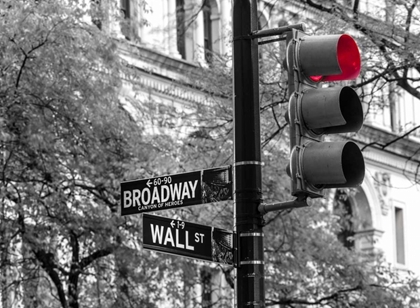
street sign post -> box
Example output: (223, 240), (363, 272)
(121, 166), (232, 216)
(143, 214), (235, 265)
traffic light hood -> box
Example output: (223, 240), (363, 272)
(298, 34), (361, 82)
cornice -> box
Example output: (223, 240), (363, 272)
(116, 39), (201, 84)
(356, 124), (420, 161)
(115, 40), (227, 107)
(339, 124), (420, 177)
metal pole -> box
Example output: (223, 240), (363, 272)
(232, 0), (264, 307)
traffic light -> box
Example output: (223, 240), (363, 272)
(286, 30), (365, 199)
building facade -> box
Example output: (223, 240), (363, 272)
(114, 0), (420, 277)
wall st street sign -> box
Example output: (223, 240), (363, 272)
(143, 214), (235, 265)
(121, 166), (232, 216)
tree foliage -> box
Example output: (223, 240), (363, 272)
(1, 0), (162, 307)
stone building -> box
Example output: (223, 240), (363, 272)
(113, 0), (420, 277)
(110, 1), (420, 306)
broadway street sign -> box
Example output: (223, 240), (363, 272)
(143, 214), (235, 265)
(121, 166), (232, 216)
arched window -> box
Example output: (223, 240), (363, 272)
(333, 188), (379, 254)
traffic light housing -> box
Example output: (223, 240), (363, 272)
(286, 30), (365, 199)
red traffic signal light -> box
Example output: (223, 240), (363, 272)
(286, 30), (365, 199)
(297, 34), (361, 82)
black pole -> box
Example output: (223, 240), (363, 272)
(232, 0), (264, 307)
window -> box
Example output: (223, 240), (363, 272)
(200, 268), (212, 307)
(91, 0), (102, 29)
(257, 12), (269, 61)
(203, 0), (212, 62)
(344, 0), (352, 5)
(120, 0), (130, 18)
(399, 69), (420, 138)
(176, 0), (186, 59)
(334, 191), (355, 249)
(120, 0), (130, 39)
(394, 207), (405, 265)
(201, 0), (221, 63)
(258, 12), (268, 30)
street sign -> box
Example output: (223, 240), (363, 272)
(143, 214), (235, 265)
(121, 166), (232, 216)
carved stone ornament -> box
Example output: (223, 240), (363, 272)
(373, 172), (391, 216)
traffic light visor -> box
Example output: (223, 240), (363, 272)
(301, 86), (364, 134)
(299, 34), (361, 82)
(302, 141), (365, 188)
